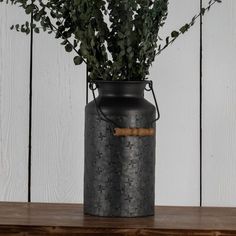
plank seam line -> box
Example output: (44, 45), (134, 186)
(28, 10), (34, 203)
(200, 0), (203, 207)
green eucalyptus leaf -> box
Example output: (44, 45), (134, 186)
(34, 27), (40, 33)
(74, 56), (83, 65)
(25, 5), (34, 15)
(65, 44), (73, 52)
(171, 31), (179, 38)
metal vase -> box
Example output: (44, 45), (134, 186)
(84, 81), (156, 217)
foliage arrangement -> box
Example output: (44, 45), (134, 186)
(0, 0), (221, 81)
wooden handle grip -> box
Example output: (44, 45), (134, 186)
(114, 128), (155, 137)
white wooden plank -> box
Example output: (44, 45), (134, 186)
(0, 5), (30, 201)
(149, 0), (200, 206)
(32, 32), (86, 203)
(202, 0), (236, 206)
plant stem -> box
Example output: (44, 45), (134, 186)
(156, 0), (218, 56)
(46, 20), (87, 65)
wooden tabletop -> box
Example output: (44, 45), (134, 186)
(0, 202), (236, 235)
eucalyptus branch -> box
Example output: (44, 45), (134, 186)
(47, 20), (106, 80)
(42, 5), (108, 79)
(45, 18), (86, 65)
(46, 18), (107, 80)
(155, 0), (221, 56)
(1, 0), (222, 81)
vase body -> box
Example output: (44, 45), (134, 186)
(84, 81), (156, 217)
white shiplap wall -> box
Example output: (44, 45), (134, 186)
(0, 5), (30, 201)
(0, 1), (235, 206)
(202, 0), (236, 207)
(150, 0), (200, 206)
(31, 32), (86, 203)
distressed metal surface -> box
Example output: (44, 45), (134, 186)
(84, 82), (156, 217)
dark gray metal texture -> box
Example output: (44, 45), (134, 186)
(84, 81), (156, 217)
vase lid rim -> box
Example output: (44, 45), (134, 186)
(91, 80), (150, 84)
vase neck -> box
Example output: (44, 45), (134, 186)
(96, 81), (148, 97)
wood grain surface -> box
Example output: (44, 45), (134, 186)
(202, 0), (236, 206)
(32, 31), (86, 203)
(0, 4), (29, 201)
(0, 203), (236, 235)
(149, 0), (200, 206)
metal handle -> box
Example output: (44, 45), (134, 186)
(144, 81), (161, 124)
